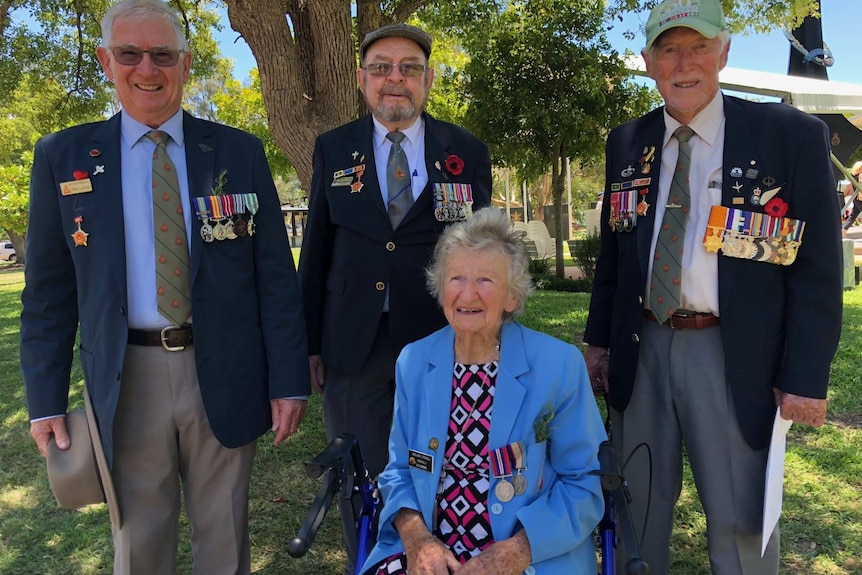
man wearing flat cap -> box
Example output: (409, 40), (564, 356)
(299, 22), (491, 574)
(584, 0), (842, 573)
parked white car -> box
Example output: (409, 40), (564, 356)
(0, 242), (16, 262)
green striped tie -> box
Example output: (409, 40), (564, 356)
(650, 125), (695, 321)
(147, 130), (191, 326)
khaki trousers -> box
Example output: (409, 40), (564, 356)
(109, 344), (256, 575)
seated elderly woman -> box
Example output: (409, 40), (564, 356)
(362, 208), (606, 575)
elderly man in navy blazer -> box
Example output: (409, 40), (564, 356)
(299, 23), (492, 574)
(584, 0), (842, 574)
(20, 0), (309, 573)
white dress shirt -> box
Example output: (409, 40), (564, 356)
(646, 91), (725, 316)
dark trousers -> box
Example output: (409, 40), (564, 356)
(322, 315), (396, 575)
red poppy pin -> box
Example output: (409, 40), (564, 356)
(764, 197), (788, 218)
(444, 154), (464, 176)
(73, 170), (89, 180)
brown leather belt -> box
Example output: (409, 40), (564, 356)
(128, 326), (193, 351)
(643, 309), (720, 330)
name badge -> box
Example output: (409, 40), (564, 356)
(60, 179), (93, 196)
(408, 449), (434, 473)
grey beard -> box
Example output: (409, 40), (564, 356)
(375, 100), (417, 123)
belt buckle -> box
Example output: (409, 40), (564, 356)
(669, 309), (694, 329)
(160, 326), (185, 352)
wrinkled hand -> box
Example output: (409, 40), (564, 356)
(270, 398), (307, 446)
(309, 355), (325, 394)
(457, 531), (531, 575)
(30, 416), (69, 457)
(584, 345), (610, 396)
(396, 509), (461, 574)
(405, 535), (461, 575)
(773, 389), (827, 427)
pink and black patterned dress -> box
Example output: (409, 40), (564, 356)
(371, 361), (498, 575)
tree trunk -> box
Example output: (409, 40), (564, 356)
(226, 0), (362, 193)
(6, 228), (25, 265)
(551, 138), (565, 279)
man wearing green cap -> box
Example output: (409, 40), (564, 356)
(584, 0), (842, 573)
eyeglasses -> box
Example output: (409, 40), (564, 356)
(110, 47), (184, 67)
(363, 62), (427, 78)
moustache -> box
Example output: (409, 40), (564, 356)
(380, 86), (412, 98)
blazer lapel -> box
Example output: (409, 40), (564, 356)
(489, 322), (528, 450)
(350, 116), (387, 218)
(718, 96), (755, 311)
(182, 112), (215, 287)
(91, 115), (127, 300)
(636, 111), (667, 279)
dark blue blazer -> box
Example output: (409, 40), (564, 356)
(299, 113), (492, 375)
(585, 95), (843, 450)
(20, 112), (310, 467)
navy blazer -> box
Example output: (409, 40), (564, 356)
(20, 112), (310, 467)
(362, 322), (606, 575)
(299, 113), (492, 375)
(585, 95), (843, 450)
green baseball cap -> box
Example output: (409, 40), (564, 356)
(644, 0), (726, 50)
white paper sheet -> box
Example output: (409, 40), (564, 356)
(762, 408), (793, 556)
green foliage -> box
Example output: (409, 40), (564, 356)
(528, 256), (552, 276)
(211, 69), (296, 181)
(0, 164), (29, 237)
(533, 273), (593, 293)
(569, 232), (602, 282)
(456, 0), (658, 177)
(606, 0), (822, 37)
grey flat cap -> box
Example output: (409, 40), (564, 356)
(360, 23), (432, 60)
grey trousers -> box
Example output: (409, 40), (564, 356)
(323, 316), (396, 575)
(610, 319), (779, 575)
(110, 344), (257, 575)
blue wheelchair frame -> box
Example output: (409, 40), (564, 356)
(288, 432), (649, 575)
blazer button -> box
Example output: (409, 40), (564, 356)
(385, 241), (396, 252)
(638, 296), (643, 305)
(375, 282), (385, 291)
(632, 333), (640, 343)
(490, 503), (503, 515)
(525, 567), (536, 575)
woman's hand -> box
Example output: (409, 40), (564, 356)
(395, 509), (461, 574)
(457, 531), (531, 575)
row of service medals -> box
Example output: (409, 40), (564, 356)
(193, 194), (259, 243)
(703, 205), (805, 266)
(432, 183), (473, 223)
(490, 441), (527, 502)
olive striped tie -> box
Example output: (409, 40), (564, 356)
(650, 125), (695, 321)
(147, 130), (191, 326)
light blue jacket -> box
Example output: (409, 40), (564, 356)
(362, 322), (606, 575)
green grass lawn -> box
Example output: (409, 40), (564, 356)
(1, 265), (860, 574)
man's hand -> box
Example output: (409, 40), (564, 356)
(30, 416), (69, 457)
(584, 345), (610, 396)
(270, 398), (307, 446)
(309, 355), (325, 394)
(773, 389), (827, 427)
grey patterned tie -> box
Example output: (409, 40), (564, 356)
(386, 131), (413, 229)
(147, 130), (191, 326)
(650, 125), (695, 321)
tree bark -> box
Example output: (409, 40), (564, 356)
(552, 137), (565, 279)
